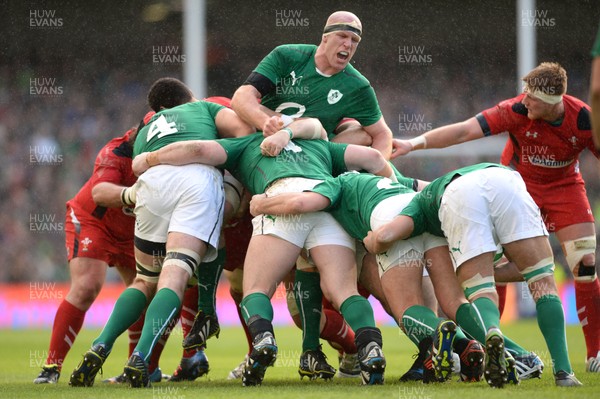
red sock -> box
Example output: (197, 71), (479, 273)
(46, 300), (85, 371)
(128, 312), (144, 358)
(496, 283), (507, 317)
(180, 285), (199, 359)
(575, 278), (600, 359)
(232, 288), (253, 355)
(321, 308), (357, 354)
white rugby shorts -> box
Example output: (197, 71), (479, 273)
(370, 194), (446, 277)
(134, 164), (224, 262)
(440, 167), (547, 268)
(252, 177), (354, 251)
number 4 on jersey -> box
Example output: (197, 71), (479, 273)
(147, 115), (178, 142)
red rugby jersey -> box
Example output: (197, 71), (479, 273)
(477, 93), (599, 184)
(67, 129), (137, 242)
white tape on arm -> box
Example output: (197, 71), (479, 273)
(407, 135), (427, 150)
(308, 119), (323, 139)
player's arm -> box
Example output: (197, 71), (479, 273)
(231, 84), (270, 129)
(343, 145), (396, 181)
(363, 215), (415, 254)
(590, 57), (600, 148)
(214, 107), (256, 138)
(391, 117), (485, 159)
(260, 118), (326, 156)
(132, 140), (228, 176)
(91, 182), (135, 207)
(89, 151), (137, 206)
(232, 77), (298, 136)
(249, 192), (330, 217)
(361, 117), (393, 159)
(332, 120), (373, 146)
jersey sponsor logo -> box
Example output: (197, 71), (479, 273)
(525, 155), (573, 168)
(327, 89), (343, 105)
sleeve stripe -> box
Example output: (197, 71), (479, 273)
(475, 113), (492, 137)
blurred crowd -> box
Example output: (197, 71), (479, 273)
(0, 64), (150, 282)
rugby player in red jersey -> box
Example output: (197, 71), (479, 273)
(392, 62), (600, 374)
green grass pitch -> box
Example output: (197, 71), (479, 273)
(1, 321), (597, 398)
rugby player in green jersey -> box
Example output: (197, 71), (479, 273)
(229, 11), (395, 379)
(231, 11), (393, 158)
(132, 127), (395, 386)
(364, 163), (582, 388)
(69, 78), (255, 388)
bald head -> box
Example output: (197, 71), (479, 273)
(323, 11), (362, 39)
(326, 11), (362, 29)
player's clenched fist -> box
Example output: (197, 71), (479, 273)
(262, 115), (293, 136)
(249, 193), (267, 217)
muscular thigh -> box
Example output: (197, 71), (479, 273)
(243, 234), (302, 297)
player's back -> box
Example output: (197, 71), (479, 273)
(133, 101), (224, 156)
(322, 172), (414, 239)
(218, 135), (348, 195)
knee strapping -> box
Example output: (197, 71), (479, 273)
(563, 236), (597, 282)
(135, 259), (161, 283)
(224, 174), (245, 214)
(520, 257), (555, 284)
(461, 273), (496, 301)
(164, 248), (201, 277)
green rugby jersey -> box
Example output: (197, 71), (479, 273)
(134, 101), (224, 156)
(312, 172), (414, 240)
(216, 133), (349, 194)
(390, 162), (418, 191)
(400, 163), (508, 237)
(253, 44), (382, 134)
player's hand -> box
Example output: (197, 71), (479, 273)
(260, 130), (288, 156)
(132, 152), (150, 176)
(390, 139), (413, 159)
(132, 152), (160, 176)
(262, 115), (287, 136)
(363, 229), (392, 254)
(249, 193), (267, 217)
